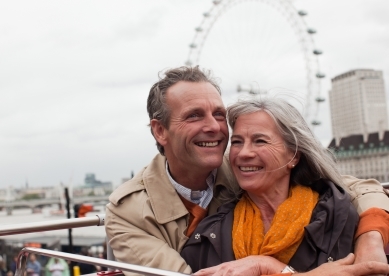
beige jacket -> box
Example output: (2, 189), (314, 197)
(105, 154), (237, 275)
(105, 154), (389, 275)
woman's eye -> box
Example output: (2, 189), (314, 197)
(231, 140), (241, 145)
(256, 139), (266, 144)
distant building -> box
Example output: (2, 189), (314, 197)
(328, 69), (389, 181)
(73, 173), (112, 196)
(84, 173), (111, 188)
(329, 131), (389, 182)
(329, 69), (388, 145)
(121, 171), (134, 186)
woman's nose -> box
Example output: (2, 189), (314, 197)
(238, 142), (256, 158)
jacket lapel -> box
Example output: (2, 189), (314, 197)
(144, 154), (189, 224)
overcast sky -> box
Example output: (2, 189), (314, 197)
(1, 0), (388, 189)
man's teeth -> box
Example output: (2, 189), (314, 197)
(240, 166), (261, 172)
(197, 142), (218, 147)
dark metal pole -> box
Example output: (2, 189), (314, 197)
(64, 187), (74, 276)
(64, 187), (73, 252)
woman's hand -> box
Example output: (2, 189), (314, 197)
(193, 255), (285, 276)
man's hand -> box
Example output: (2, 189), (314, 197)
(193, 255), (285, 276)
(299, 253), (389, 276)
(354, 231), (387, 276)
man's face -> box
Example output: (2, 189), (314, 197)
(30, 254), (36, 262)
(156, 81), (228, 179)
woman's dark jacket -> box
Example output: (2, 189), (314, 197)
(180, 179), (359, 272)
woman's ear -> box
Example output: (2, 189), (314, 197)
(289, 151), (301, 169)
(150, 119), (168, 146)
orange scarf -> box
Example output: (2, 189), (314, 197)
(232, 185), (319, 264)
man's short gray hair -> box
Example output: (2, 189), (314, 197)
(147, 66), (221, 155)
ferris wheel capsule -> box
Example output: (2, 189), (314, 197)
(203, 12), (210, 17)
(213, 0), (222, 4)
(315, 97), (325, 103)
(307, 28), (316, 34)
(237, 84), (262, 95)
(195, 27), (203, 32)
(185, 60), (193, 66)
(189, 43), (197, 48)
(316, 72), (326, 78)
(313, 49), (323, 55)
(311, 120), (321, 126)
(298, 10), (307, 16)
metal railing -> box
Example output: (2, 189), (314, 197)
(0, 214), (105, 236)
(2, 214), (189, 276)
(16, 247), (189, 276)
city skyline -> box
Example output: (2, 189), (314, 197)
(1, 0), (389, 188)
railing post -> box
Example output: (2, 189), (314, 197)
(15, 250), (28, 276)
(65, 187), (74, 276)
(106, 237), (115, 271)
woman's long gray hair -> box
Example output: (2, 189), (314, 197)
(227, 97), (344, 188)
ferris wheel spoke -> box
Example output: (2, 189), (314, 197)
(186, 0), (325, 128)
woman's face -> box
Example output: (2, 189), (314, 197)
(229, 111), (298, 195)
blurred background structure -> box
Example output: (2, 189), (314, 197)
(329, 69), (389, 181)
(330, 69), (388, 143)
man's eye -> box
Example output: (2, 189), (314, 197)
(214, 112), (226, 118)
(188, 113), (199, 119)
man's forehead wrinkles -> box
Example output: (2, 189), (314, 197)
(181, 106), (203, 114)
(180, 105), (226, 115)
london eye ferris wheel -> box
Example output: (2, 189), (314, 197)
(185, 0), (326, 127)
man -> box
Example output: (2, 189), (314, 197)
(26, 254), (41, 276)
(106, 66), (389, 276)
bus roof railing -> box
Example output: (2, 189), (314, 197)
(16, 247), (189, 276)
(2, 215), (189, 276)
(0, 214), (105, 236)
(1, 214), (115, 271)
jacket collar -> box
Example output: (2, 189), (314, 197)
(303, 180), (351, 253)
(288, 180), (356, 270)
(109, 153), (237, 224)
(108, 154), (188, 224)
(143, 154), (190, 224)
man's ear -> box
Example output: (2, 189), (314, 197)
(150, 119), (168, 146)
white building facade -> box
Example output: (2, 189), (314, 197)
(328, 69), (389, 181)
(329, 132), (389, 182)
(329, 69), (388, 145)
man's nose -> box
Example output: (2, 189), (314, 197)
(203, 115), (221, 132)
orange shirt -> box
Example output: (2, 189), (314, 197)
(355, 207), (389, 245)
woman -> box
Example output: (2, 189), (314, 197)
(180, 97), (359, 273)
